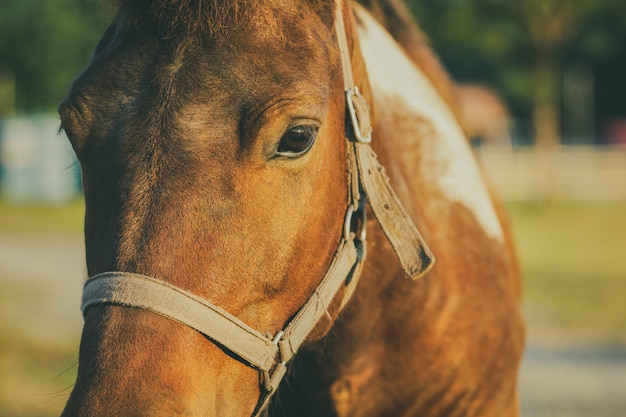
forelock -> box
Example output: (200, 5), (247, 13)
(113, 0), (332, 38)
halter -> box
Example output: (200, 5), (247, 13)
(81, 1), (434, 415)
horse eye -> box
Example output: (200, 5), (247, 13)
(276, 125), (318, 157)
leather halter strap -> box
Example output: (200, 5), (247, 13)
(81, 1), (434, 414)
(82, 237), (361, 391)
(337, 2), (434, 279)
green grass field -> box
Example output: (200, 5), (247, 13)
(0, 200), (84, 417)
(0, 200), (84, 236)
(0, 199), (625, 416)
(507, 201), (626, 344)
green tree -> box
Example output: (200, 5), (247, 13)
(512, 0), (626, 146)
(408, 0), (626, 146)
(0, 0), (112, 115)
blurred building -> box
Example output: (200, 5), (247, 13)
(0, 115), (80, 203)
(456, 83), (513, 149)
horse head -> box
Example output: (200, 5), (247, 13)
(59, 1), (431, 416)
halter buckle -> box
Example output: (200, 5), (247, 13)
(344, 201), (367, 243)
(260, 331), (288, 392)
(346, 87), (372, 144)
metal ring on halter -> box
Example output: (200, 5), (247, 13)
(343, 203), (367, 242)
(260, 330), (287, 392)
(346, 87), (372, 143)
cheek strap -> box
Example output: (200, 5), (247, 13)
(336, 0), (434, 280)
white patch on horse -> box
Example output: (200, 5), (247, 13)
(355, 7), (504, 241)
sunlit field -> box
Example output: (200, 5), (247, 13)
(0, 200), (84, 417)
(1, 199), (625, 416)
(508, 201), (626, 345)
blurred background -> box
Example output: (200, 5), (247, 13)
(0, 0), (625, 416)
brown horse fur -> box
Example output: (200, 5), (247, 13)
(58, 1), (524, 417)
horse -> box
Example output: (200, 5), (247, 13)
(58, 0), (525, 416)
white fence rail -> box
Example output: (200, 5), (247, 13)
(477, 146), (626, 201)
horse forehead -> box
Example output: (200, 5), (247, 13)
(121, 27), (334, 111)
(69, 23), (334, 139)
(356, 8), (504, 241)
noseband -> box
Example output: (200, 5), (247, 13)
(81, 2), (434, 415)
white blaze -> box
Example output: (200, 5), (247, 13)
(356, 8), (504, 240)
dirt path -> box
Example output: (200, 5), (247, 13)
(0, 234), (85, 344)
(520, 343), (626, 417)
(1, 233), (625, 416)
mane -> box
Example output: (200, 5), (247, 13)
(114, 0), (329, 38)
